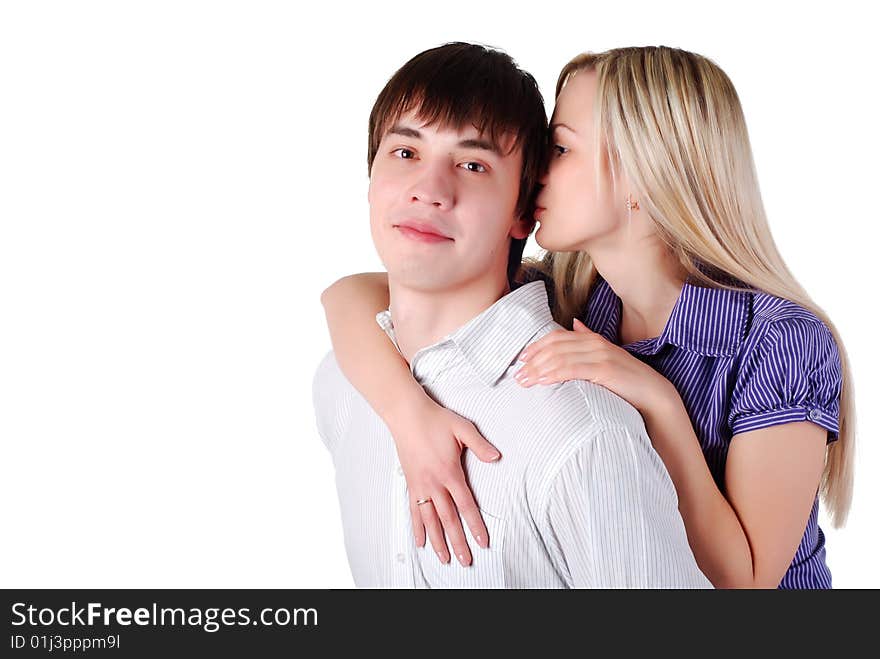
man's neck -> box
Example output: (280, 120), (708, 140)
(389, 273), (510, 364)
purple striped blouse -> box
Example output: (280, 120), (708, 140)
(577, 272), (842, 589)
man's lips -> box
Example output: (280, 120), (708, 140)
(393, 220), (454, 243)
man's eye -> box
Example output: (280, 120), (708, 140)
(553, 144), (569, 157)
(393, 148), (415, 159)
(461, 162), (487, 173)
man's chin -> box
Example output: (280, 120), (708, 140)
(384, 264), (460, 292)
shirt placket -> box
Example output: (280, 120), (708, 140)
(391, 459), (416, 588)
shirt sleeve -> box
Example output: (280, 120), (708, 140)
(543, 424), (712, 589)
(729, 318), (842, 442)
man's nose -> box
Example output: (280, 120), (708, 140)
(408, 165), (454, 209)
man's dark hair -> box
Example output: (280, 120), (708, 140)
(367, 42), (548, 285)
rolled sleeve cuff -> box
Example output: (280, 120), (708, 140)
(731, 404), (839, 443)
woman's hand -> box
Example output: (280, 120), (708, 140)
(515, 318), (677, 414)
(386, 393), (502, 567)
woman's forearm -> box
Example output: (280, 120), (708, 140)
(641, 401), (763, 588)
(321, 273), (429, 422)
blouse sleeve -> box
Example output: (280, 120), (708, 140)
(728, 317), (842, 443)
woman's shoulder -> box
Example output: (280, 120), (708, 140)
(747, 291), (831, 337)
(728, 290), (842, 439)
(738, 290), (837, 362)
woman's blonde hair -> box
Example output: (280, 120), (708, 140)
(538, 46), (854, 527)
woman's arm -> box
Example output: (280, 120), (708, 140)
(516, 319), (827, 588)
(642, 402), (826, 588)
(320, 273), (502, 566)
(320, 273), (413, 419)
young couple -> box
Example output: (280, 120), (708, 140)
(313, 42), (853, 589)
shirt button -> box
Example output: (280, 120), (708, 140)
(809, 409), (822, 421)
(396, 553), (406, 563)
(396, 466), (404, 477)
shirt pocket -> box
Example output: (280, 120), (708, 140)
(416, 508), (506, 589)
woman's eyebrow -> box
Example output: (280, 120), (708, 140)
(550, 122), (576, 134)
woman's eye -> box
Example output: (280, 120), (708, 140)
(461, 162), (487, 173)
(553, 144), (569, 157)
(393, 148), (415, 159)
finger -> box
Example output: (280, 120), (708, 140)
(517, 347), (598, 387)
(429, 490), (472, 566)
(419, 499), (450, 564)
(518, 329), (572, 360)
(527, 341), (602, 373)
(536, 357), (602, 385)
(409, 496), (427, 548)
(446, 480), (490, 549)
(522, 332), (594, 364)
(572, 318), (593, 333)
(456, 421), (501, 463)
(521, 354), (597, 386)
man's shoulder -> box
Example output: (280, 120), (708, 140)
(313, 350), (365, 407)
(515, 323), (646, 441)
(312, 350), (360, 453)
(313, 350), (345, 392)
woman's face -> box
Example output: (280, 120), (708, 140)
(534, 69), (624, 252)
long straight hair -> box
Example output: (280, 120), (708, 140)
(539, 47), (854, 527)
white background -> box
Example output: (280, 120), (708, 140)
(1, 1), (877, 588)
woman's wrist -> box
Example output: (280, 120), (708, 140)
(380, 380), (434, 431)
(641, 382), (689, 434)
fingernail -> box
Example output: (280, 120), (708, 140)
(440, 552), (450, 564)
(489, 452), (501, 461)
(476, 534), (488, 548)
(458, 553), (470, 567)
(517, 374), (529, 385)
(537, 376), (548, 383)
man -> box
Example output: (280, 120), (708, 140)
(313, 42), (711, 588)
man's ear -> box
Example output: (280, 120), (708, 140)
(510, 215), (535, 240)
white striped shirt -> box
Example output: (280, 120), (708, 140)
(312, 281), (711, 589)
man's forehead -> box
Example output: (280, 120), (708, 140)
(394, 110), (480, 134)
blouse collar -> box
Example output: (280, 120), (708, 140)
(585, 271), (752, 358)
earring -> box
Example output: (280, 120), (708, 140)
(625, 195), (640, 212)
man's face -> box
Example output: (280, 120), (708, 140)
(368, 110), (529, 293)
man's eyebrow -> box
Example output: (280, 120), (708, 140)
(387, 124), (422, 139)
(386, 124), (501, 154)
(457, 138), (502, 155)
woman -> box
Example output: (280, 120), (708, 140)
(321, 46), (854, 588)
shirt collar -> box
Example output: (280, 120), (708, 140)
(375, 281), (553, 386)
(586, 272), (751, 357)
